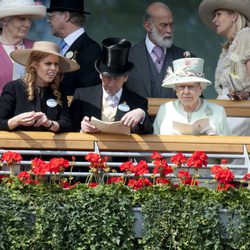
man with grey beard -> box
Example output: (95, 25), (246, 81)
(126, 2), (194, 100)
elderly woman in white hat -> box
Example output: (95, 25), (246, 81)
(0, 0), (46, 94)
(0, 41), (79, 132)
(199, 0), (250, 137)
(153, 58), (231, 135)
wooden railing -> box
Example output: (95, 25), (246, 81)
(0, 132), (249, 178)
(0, 131), (250, 154)
(148, 98), (250, 117)
(67, 96), (250, 117)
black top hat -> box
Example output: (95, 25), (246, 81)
(47, 0), (91, 15)
(95, 38), (134, 76)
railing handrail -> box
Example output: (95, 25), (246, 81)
(0, 131), (250, 154)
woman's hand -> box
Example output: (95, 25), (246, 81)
(33, 112), (51, 128)
(229, 90), (249, 100)
(8, 111), (37, 130)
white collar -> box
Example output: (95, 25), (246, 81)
(145, 35), (166, 54)
(103, 87), (123, 100)
(64, 27), (85, 47)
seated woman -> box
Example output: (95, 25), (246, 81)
(0, 41), (79, 132)
(153, 57), (231, 135)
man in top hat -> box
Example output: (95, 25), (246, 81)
(70, 37), (153, 134)
(47, 0), (101, 95)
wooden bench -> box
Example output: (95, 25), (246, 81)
(148, 98), (250, 117)
(68, 96), (250, 117)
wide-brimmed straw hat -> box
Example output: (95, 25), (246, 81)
(0, 0), (46, 19)
(10, 41), (80, 73)
(162, 58), (211, 89)
(47, 0), (91, 15)
(199, 0), (250, 29)
(95, 37), (134, 77)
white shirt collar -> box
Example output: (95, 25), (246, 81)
(64, 27), (85, 47)
(103, 87), (123, 101)
(145, 34), (166, 55)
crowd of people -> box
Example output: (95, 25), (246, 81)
(0, 0), (250, 137)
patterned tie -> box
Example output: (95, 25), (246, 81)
(152, 46), (164, 73)
(59, 40), (67, 55)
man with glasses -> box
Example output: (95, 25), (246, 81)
(47, 0), (101, 95)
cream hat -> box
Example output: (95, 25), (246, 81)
(162, 58), (211, 89)
(10, 41), (80, 73)
(0, 0), (46, 19)
(199, 0), (250, 29)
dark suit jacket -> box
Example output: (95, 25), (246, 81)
(126, 41), (192, 98)
(70, 84), (153, 134)
(61, 33), (102, 95)
(0, 79), (72, 132)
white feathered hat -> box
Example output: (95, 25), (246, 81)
(0, 0), (46, 19)
(162, 58), (211, 89)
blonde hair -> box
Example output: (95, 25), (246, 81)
(23, 51), (63, 106)
(224, 11), (250, 48)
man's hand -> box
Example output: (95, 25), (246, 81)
(120, 108), (145, 128)
(80, 116), (100, 133)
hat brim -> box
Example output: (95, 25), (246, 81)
(0, 6), (46, 19)
(10, 49), (80, 73)
(95, 59), (134, 77)
(47, 7), (91, 15)
(199, 0), (250, 29)
(162, 76), (211, 90)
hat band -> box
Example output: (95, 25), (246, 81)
(164, 67), (205, 82)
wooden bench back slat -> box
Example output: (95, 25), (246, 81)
(68, 96), (250, 117)
(0, 131), (249, 154)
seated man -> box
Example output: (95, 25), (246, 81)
(70, 37), (153, 135)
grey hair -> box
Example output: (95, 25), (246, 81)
(68, 12), (86, 27)
(143, 2), (171, 22)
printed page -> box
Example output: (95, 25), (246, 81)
(91, 116), (130, 135)
(173, 117), (210, 135)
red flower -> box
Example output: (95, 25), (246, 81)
(178, 170), (191, 180)
(31, 158), (49, 175)
(212, 166), (234, 184)
(221, 159), (227, 165)
(153, 159), (173, 176)
(151, 152), (163, 160)
(128, 177), (152, 190)
(242, 173), (250, 181)
(88, 182), (98, 188)
(211, 165), (222, 175)
(61, 180), (79, 189)
(18, 171), (31, 181)
(106, 177), (123, 184)
(133, 160), (149, 177)
(156, 177), (171, 185)
(49, 158), (70, 173)
(1, 151), (22, 166)
(120, 161), (134, 173)
(187, 151), (207, 169)
(217, 183), (235, 191)
(85, 153), (101, 163)
(171, 153), (187, 166)
(85, 153), (108, 170)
